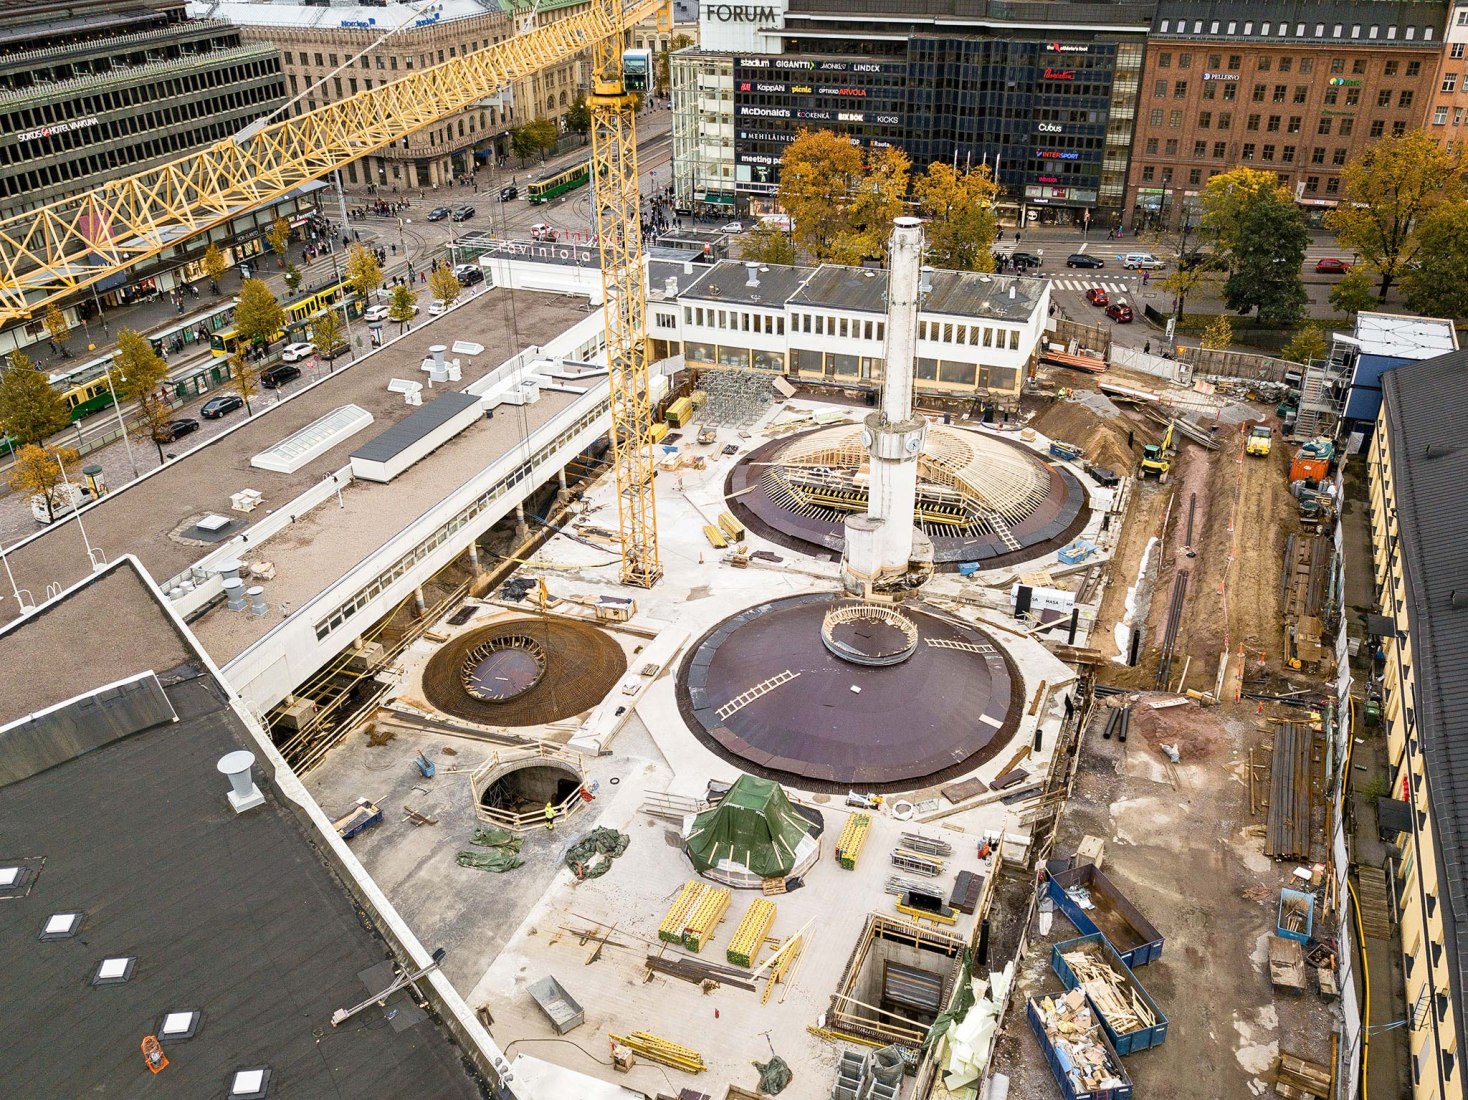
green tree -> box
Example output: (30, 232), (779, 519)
(343, 242), (384, 303)
(526, 116), (560, 160)
(510, 125), (538, 166)
(739, 225), (797, 266)
(1221, 194), (1310, 326)
(0, 351), (70, 445)
(1280, 325), (1328, 365)
(43, 305), (71, 354)
(776, 129), (909, 264)
(563, 93), (591, 141)
(227, 351), (263, 414)
(311, 307), (346, 360)
(1158, 264), (1212, 322)
(428, 265), (463, 308)
(9, 443), (81, 522)
(912, 162), (1000, 272)
(137, 391), (176, 463)
(1326, 131), (1466, 299)
(232, 278), (286, 349)
(1199, 314), (1234, 351)
(1199, 167), (1290, 260)
(201, 242), (228, 292)
(266, 216), (292, 265)
(283, 260), (303, 294)
(1403, 200), (1468, 321)
(110, 328), (169, 403)
(1328, 267), (1376, 316)
(388, 284), (418, 331)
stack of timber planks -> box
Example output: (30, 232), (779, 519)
(836, 813), (872, 870)
(727, 898), (776, 967)
(682, 885), (731, 953)
(660, 881), (706, 943)
(609, 1031), (706, 1073)
(1275, 1051), (1331, 1098)
(1060, 949), (1157, 1037)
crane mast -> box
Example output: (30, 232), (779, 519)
(588, 39), (661, 588)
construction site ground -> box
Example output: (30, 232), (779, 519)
(994, 371), (1339, 1098)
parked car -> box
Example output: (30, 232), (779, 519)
(1119, 252), (1164, 270)
(1067, 253), (1105, 269)
(1178, 250), (1215, 271)
(721, 221), (745, 234)
(531, 222), (558, 241)
(281, 341), (316, 362)
(498, 185), (519, 201)
(451, 205), (476, 222)
(426, 206), (452, 222)
(428, 299), (449, 316)
(200, 394), (244, 419)
(1010, 251), (1042, 269)
(1085, 287), (1110, 306)
(364, 304), (390, 322)
(453, 264), (484, 285)
(261, 364), (302, 389)
(1105, 302), (1135, 323)
(1315, 257), (1351, 274)
(152, 417), (199, 443)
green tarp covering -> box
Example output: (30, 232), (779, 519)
(565, 827), (630, 880)
(684, 775), (811, 880)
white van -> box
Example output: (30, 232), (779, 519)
(1120, 252), (1165, 270)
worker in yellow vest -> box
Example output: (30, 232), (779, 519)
(544, 802), (555, 831)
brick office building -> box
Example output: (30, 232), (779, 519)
(1126, 0), (1447, 229)
(1426, 0), (1468, 142)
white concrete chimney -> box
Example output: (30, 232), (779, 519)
(217, 750), (264, 813)
(222, 577), (246, 611)
(245, 585), (268, 616)
(665, 276), (678, 296)
(745, 262), (760, 287)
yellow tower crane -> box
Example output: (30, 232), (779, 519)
(0, 0), (664, 586)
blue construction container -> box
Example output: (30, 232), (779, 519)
(1027, 996), (1134, 1100)
(1047, 863), (1165, 967)
(1276, 888), (1315, 944)
(1051, 935), (1169, 1055)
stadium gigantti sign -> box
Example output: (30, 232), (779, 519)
(706, 3), (777, 20)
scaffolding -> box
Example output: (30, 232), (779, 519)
(698, 368), (776, 428)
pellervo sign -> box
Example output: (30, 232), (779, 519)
(701, 0), (784, 52)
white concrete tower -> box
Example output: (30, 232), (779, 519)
(841, 217), (933, 593)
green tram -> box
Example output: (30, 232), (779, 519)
(527, 161), (591, 205)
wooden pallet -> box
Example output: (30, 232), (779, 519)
(762, 877), (788, 895)
(1275, 1052), (1330, 1098)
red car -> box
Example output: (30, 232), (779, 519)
(1105, 302), (1134, 323)
(1315, 257), (1351, 274)
(1085, 287), (1109, 306)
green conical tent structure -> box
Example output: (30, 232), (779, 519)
(684, 775), (813, 881)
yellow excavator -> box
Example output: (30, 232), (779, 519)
(1138, 421), (1175, 482)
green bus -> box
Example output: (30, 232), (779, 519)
(528, 161), (591, 205)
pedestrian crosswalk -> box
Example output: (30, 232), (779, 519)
(1050, 278), (1139, 293)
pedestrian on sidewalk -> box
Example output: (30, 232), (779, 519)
(1144, 340), (1151, 355)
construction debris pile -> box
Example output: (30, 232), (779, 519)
(1058, 948), (1159, 1038)
(1030, 991), (1129, 1094)
(564, 826), (630, 880)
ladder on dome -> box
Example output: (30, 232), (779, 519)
(715, 669), (801, 721)
(985, 513), (1024, 552)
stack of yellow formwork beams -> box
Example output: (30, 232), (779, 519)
(726, 898), (777, 967)
(609, 1031), (707, 1073)
(836, 813), (872, 870)
(659, 881), (705, 943)
(681, 884), (731, 953)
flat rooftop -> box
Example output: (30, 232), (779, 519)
(0, 563), (481, 1099)
(189, 384), (582, 662)
(0, 290), (587, 634)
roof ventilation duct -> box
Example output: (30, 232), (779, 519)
(217, 750), (264, 814)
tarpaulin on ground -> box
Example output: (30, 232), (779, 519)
(565, 826), (630, 880)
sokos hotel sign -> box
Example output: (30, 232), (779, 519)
(701, 0), (785, 53)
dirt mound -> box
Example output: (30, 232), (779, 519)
(422, 617), (626, 727)
(1124, 697), (1230, 760)
(1029, 398), (1136, 474)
